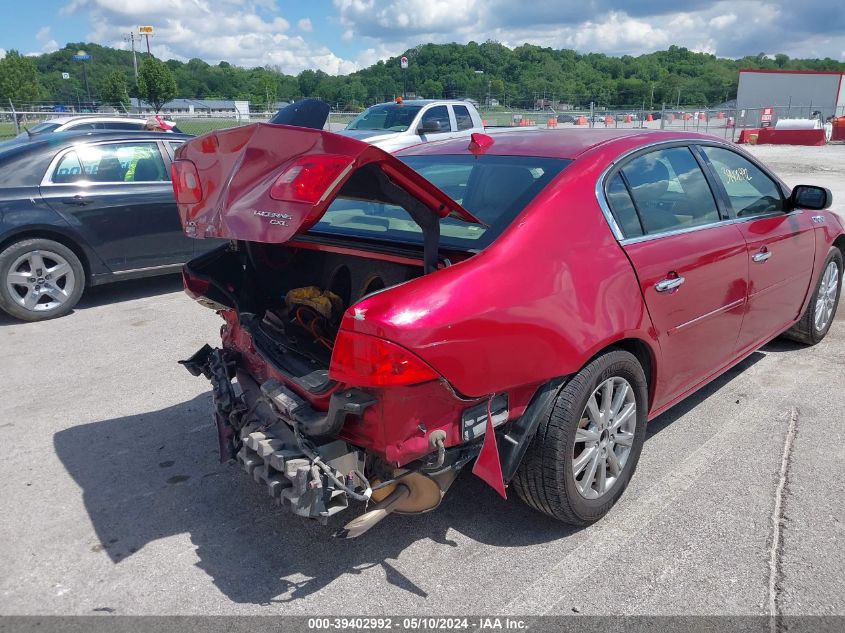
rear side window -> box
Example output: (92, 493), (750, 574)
(453, 105), (474, 131)
(699, 146), (783, 217)
(621, 147), (720, 236)
(605, 174), (643, 238)
(67, 122), (100, 131)
(420, 106), (452, 132)
(102, 121), (146, 131)
(310, 155), (569, 250)
(50, 142), (168, 183)
(52, 151), (84, 183)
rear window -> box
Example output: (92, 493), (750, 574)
(310, 155), (569, 250)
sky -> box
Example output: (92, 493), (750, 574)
(0, 0), (843, 75)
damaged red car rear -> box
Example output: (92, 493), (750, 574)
(175, 117), (844, 538)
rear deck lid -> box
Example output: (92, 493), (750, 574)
(172, 123), (480, 243)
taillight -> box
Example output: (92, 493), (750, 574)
(329, 331), (439, 388)
(171, 160), (203, 204)
(270, 154), (354, 204)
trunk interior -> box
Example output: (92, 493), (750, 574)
(192, 240), (426, 392)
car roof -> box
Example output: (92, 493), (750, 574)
(0, 130), (192, 159)
(396, 129), (724, 160)
(369, 99), (473, 107)
(44, 116), (149, 124)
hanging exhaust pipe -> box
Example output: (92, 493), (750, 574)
(334, 467), (458, 539)
(334, 484), (411, 539)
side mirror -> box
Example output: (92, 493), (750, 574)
(418, 119), (442, 134)
(791, 185), (833, 211)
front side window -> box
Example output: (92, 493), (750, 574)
(50, 142), (167, 183)
(310, 155), (569, 250)
(621, 147), (720, 235)
(453, 105), (474, 131)
(419, 106), (452, 133)
(699, 146), (783, 217)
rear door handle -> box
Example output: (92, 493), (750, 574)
(752, 250), (772, 263)
(61, 195), (93, 206)
(655, 276), (685, 292)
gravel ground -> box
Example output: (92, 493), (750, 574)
(744, 143), (845, 222)
(0, 143), (843, 619)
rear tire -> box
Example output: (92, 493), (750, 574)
(0, 238), (85, 321)
(782, 248), (842, 346)
(513, 349), (648, 525)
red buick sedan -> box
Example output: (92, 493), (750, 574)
(174, 120), (843, 537)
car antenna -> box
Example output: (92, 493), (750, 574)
(23, 126), (33, 138)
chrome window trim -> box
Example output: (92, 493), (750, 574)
(594, 137), (792, 244)
(618, 210), (802, 246)
(40, 139), (171, 187)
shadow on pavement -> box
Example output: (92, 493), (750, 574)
(646, 350), (764, 437)
(76, 274), (184, 309)
(54, 349), (767, 605)
(54, 393), (572, 605)
(0, 274), (184, 327)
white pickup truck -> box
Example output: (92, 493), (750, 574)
(334, 99), (484, 152)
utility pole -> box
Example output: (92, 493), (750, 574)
(124, 32), (139, 84)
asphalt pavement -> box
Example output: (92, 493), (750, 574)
(0, 270), (842, 617)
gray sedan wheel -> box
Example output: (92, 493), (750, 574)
(0, 238), (85, 321)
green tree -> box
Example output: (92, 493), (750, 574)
(137, 56), (177, 112)
(101, 69), (130, 110)
(0, 50), (42, 106)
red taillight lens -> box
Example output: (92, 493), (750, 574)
(270, 154), (353, 204)
(329, 331), (439, 388)
(171, 160), (203, 204)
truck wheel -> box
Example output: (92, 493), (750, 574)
(0, 238), (85, 321)
(781, 248), (842, 346)
(513, 349), (648, 525)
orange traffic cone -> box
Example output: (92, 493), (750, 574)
(646, 114), (654, 122)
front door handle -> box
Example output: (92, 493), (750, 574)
(655, 276), (685, 293)
(61, 195), (94, 206)
(752, 249), (772, 263)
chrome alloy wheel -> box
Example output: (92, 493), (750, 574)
(572, 376), (637, 500)
(814, 261), (840, 332)
(5, 250), (76, 313)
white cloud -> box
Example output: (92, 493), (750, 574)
(297, 18), (313, 32)
(334, 0), (845, 61)
(63, 0), (361, 74)
(36, 26), (60, 54)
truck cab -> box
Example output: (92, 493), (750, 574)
(335, 99), (484, 152)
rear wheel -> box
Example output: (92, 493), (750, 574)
(513, 349), (648, 525)
(782, 248), (842, 345)
(0, 238), (85, 321)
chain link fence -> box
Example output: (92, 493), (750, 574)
(2, 105), (843, 142)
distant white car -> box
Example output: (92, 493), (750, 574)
(335, 99), (484, 152)
(15, 116), (181, 140)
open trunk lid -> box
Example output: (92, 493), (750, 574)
(172, 123), (481, 244)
